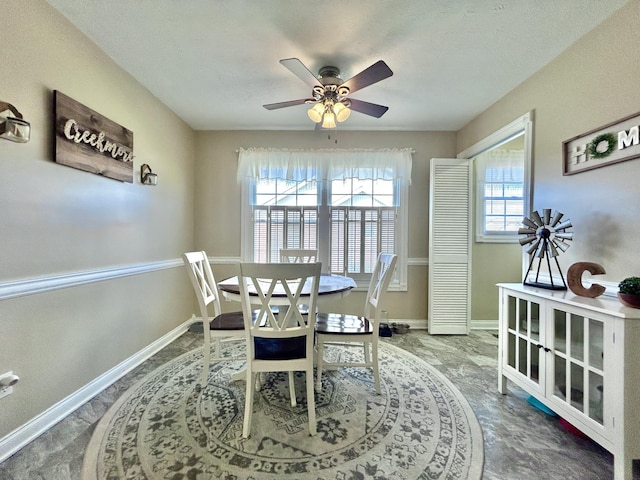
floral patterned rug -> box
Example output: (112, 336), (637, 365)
(82, 342), (483, 479)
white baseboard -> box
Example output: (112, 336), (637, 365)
(0, 318), (194, 464)
(383, 318), (428, 330)
(471, 319), (499, 330)
(385, 319), (498, 331)
(402, 319), (428, 330)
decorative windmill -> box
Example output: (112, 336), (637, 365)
(519, 209), (573, 290)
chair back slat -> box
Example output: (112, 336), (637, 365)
(279, 248), (318, 264)
(183, 251), (222, 318)
(364, 253), (398, 322)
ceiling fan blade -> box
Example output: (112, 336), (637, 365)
(280, 58), (322, 88)
(348, 98), (389, 118)
(341, 60), (393, 94)
(263, 99), (309, 110)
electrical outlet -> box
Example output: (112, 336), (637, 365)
(0, 386), (13, 399)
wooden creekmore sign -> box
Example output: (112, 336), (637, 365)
(54, 91), (134, 182)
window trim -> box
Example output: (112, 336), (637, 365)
(457, 111), (533, 244)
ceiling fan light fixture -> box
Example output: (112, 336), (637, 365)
(322, 111), (336, 129)
(333, 102), (351, 122)
(263, 58), (393, 128)
(307, 102), (325, 123)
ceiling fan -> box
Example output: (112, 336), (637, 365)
(263, 58), (393, 128)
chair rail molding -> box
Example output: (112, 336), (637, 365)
(0, 256), (430, 301)
(0, 259), (183, 301)
(408, 257), (428, 266)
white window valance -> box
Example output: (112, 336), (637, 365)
(237, 147), (413, 184)
(475, 148), (524, 184)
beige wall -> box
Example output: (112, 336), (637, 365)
(469, 137), (525, 322)
(458, 1), (640, 285)
(471, 243), (522, 320)
(0, 1), (195, 439)
(3, 0), (636, 451)
(194, 130), (457, 322)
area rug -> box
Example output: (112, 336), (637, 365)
(82, 342), (484, 480)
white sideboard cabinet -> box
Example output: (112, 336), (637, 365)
(497, 283), (640, 480)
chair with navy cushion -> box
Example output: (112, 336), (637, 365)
(183, 251), (246, 387)
(315, 253), (397, 394)
(238, 261), (321, 438)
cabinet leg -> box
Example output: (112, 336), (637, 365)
(613, 453), (632, 480)
(498, 374), (507, 394)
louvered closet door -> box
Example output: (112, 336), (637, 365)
(428, 158), (471, 334)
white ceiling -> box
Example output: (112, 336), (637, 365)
(45, 0), (628, 132)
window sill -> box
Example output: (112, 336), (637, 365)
(475, 234), (520, 244)
(351, 280), (407, 292)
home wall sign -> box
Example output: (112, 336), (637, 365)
(563, 111), (640, 175)
(54, 91), (134, 182)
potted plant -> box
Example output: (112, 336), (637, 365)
(618, 276), (640, 308)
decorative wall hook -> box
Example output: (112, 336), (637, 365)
(140, 164), (158, 185)
(0, 101), (30, 143)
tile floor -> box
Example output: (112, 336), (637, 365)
(0, 329), (630, 479)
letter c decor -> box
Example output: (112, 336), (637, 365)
(567, 262), (606, 298)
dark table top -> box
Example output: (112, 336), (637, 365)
(218, 273), (356, 297)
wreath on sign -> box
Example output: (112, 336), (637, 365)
(588, 132), (617, 159)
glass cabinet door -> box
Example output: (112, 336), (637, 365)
(506, 295), (542, 388)
(551, 309), (604, 424)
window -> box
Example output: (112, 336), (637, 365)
(474, 143), (525, 240)
(238, 148), (412, 288)
(457, 112), (532, 244)
(251, 177), (319, 263)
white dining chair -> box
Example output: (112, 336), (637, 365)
(279, 248), (318, 316)
(279, 248), (318, 264)
(238, 261), (321, 438)
(182, 251), (246, 387)
(315, 253), (397, 394)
